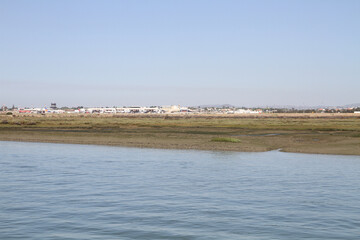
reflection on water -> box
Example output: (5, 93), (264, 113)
(1, 141), (360, 240)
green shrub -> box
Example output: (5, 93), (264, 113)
(211, 137), (241, 143)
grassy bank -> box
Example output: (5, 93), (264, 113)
(0, 113), (360, 155)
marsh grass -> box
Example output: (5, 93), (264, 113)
(1, 114), (360, 131)
(1, 113), (360, 155)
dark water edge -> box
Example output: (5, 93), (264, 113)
(1, 141), (360, 240)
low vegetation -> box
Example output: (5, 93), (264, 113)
(0, 113), (359, 155)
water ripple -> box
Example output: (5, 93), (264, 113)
(1, 141), (360, 239)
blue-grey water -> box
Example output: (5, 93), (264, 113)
(1, 141), (360, 239)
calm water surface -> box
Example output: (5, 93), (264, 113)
(0, 141), (360, 239)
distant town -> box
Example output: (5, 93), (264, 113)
(1, 103), (360, 114)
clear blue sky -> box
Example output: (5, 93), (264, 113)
(1, 0), (359, 107)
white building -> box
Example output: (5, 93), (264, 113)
(161, 105), (180, 113)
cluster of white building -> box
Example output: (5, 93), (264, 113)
(16, 105), (263, 114)
(17, 105), (190, 114)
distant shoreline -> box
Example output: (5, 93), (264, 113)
(1, 113), (359, 156)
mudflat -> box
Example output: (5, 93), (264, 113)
(0, 113), (360, 155)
